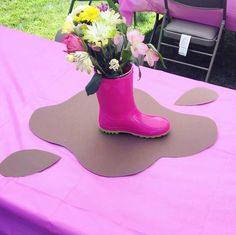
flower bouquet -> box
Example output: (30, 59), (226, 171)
(62, 0), (164, 95)
(62, 0), (170, 138)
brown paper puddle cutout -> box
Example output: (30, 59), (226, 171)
(175, 87), (219, 106)
(0, 150), (61, 177)
(29, 89), (217, 177)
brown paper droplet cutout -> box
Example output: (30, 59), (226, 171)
(29, 89), (217, 177)
(175, 87), (219, 106)
(0, 150), (61, 177)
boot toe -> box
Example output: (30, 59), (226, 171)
(130, 113), (170, 137)
(143, 116), (170, 137)
(155, 117), (170, 136)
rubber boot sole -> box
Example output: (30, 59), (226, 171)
(99, 128), (170, 139)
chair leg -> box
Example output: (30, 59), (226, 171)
(157, 11), (167, 52)
(149, 13), (160, 44)
(219, 29), (226, 51)
(155, 10), (167, 68)
(205, 22), (225, 82)
(134, 12), (137, 27)
(68, 0), (76, 14)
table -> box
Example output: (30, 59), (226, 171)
(1, 26), (236, 235)
(119, 0), (236, 31)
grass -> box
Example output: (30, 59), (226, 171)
(1, 0), (236, 89)
(0, 0), (71, 39)
(0, 0), (155, 40)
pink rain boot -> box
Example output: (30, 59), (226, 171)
(96, 67), (170, 138)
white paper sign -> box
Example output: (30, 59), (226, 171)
(178, 34), (191, 56)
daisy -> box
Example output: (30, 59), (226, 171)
(83, 21), (117, 47)
(99, 10), (123, 25)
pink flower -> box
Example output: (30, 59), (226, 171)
(63, 34), (84, 53)
(127, 29), (148, 57)
(113, 34), (123, 46)
(144, 49), (160, 67)
(113, 34), (124, 52)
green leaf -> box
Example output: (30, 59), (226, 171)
(147, 43), (167, 69)
(106, 0), (119, 13)
(131, 56), (142, 79)
(89, 56), (106, 74)
(85, 73), (102, 96)
(121, 49), (132, 64)
(117, 23), (128, 34)
(80, 39), (88, 52)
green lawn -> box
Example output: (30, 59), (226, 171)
(0, 0), (70, 39)
(0, 0), (155, 40)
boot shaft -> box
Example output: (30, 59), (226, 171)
(96, 67), (137, 116)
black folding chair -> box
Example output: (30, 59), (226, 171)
(68, 0), (93, 15)
(153, 0), (227, 82)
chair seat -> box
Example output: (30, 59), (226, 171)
(164, 19), (219, 47)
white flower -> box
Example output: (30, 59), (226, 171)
(109, 59), (120, 71)
(74, 23), (87, 36)
(99, 10), (122, 25)
(74, 52), (93, 74)
(61, 19), (74, 34)
(66, 14), (73, 23)
(83, 21), (117, 47)
(70, 5), (87, 19)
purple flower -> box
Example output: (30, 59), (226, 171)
(97, 3), (109, 12)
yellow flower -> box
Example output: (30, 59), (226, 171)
(74, 6), (100, 23)
(66, 54), (75, 63)
(74, 16), (80, 22)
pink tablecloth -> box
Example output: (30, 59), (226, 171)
(119, 0), (236, 31)
(1, 26), (236, 235)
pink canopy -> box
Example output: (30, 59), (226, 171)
(119, 0), (236, 31)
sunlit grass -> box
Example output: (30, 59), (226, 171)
(0, 0), (70, 39)
(0, 0), (156, 40)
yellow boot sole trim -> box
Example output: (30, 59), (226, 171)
(99, 128), (169, 139)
